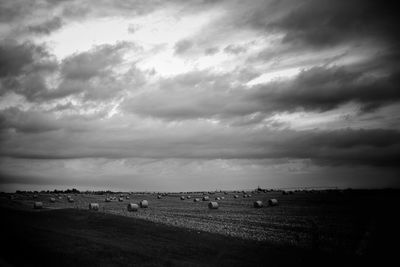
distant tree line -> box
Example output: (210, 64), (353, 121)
(16, 188), (81, 194)
(13, 189), (123, 195)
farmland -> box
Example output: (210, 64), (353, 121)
(1, 189), (399, 266)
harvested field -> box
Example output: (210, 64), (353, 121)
(1, 189), (400, 262)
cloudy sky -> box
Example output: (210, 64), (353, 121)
(0, 0), (399, 192)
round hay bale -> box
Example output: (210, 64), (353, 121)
(58, 196), (62, 200)
(221, 196), (225, 200)
(208, 201), (219, 209)
(89, 203), (99, 211)
(193, 198), (200, 202)
(215, 197), (220, 200)
(248, 194), (252, 197)
(268, 199), (279, 206)
(118, 197), (124, 202)
(140, 200), (148, 208)
(50, 197), (56, 203)
(180, 196), (185, 200)
(234, 195), (239, 198)
(127, 203), (139, 212)
(187, 196), (191, 199)
(202, 196), (209, 201)
(157, 195), (162, 199)
(34, 202), (43, 209)
(254, 200), (263, 208)
(126, 196), (130, 199)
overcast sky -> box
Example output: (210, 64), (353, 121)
(1, 0), (399, 192)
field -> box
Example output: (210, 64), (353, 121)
(1, 189), (399, 266)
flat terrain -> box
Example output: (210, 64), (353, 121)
(1, 189), (399, 266)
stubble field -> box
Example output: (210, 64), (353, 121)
(3, 189), (399, 258)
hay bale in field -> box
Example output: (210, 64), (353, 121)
(34, 202), (43, 209)
(215, 197), (220, 200)
(58, 196), (62, 199)
(202, 196), (209, 201)
(140, 200), (148, 208)
(119, 197), (124, 202)
(126, 196), (130, 199)
(157, 195), (162, 199)
(248, 194), (252, 197)
(193, 198), (200, 202)
(254, 200), (263, 208)
(187, 196), (191, 199)
(208, 201), (219, 209)
(234, 195), (239, 198)
(127, 203), (139, 212)
(180, 196), (185, 200)
(50, 197), (56, 203)
(221, 196), (225, 200)
(89, 203), (99, 211)
(268, 199), (278, 206)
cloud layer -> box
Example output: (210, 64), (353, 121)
(0, 0), (399, 191)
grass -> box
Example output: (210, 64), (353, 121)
(0, 206), (351, 267)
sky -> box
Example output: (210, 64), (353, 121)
(0, 0), (399, 192)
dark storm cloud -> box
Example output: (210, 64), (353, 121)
(204, 47), (219, 55)
(123, 65), (400, 121)
(223, 44), (247, 55)
(265, 0), (400, 48)
(60, 42), (128, 81)
(0, 40), (58, 100)
(174, 39), (194, 55)
(28, 17), (63, 35)
(0, 0), (34, 22)
(1, 41), (137, 102)
(0, 41), (36, 77)
(0, 107), (60, 133)
(0, 117), (399, 168)
(122, 70), (236, 119)
(262, 129), (400, 167)
(251, 66), (400, 114)
(0, 172), (57, 186)
(50, 42), (143, 102)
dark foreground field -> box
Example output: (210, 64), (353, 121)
(1, 190), (399, 266)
